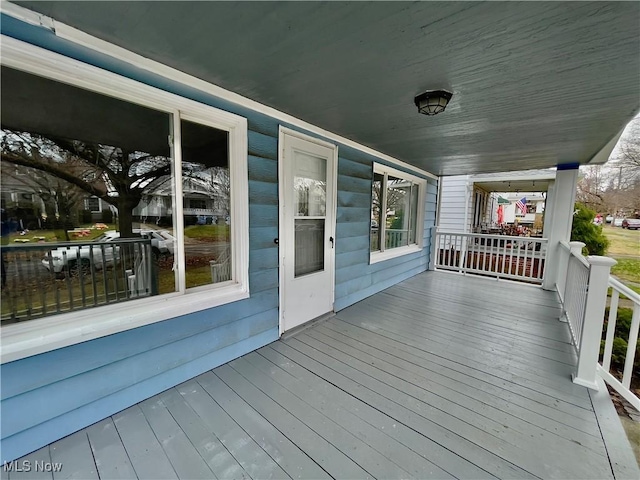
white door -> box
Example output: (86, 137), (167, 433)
(279, 130), (336, 333)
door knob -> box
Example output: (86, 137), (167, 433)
(274, 238), (279, 245)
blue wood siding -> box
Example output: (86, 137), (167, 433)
(334, 150), (437, 311)
(0, 14), (436, 462)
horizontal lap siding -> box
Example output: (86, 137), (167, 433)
(1, 18), (283, 457)
(438, 176), (470, 233)
(334, 152), (437, 312)
(0, 14), (438, 462)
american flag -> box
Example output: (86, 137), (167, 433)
(516, 197), (527, 215)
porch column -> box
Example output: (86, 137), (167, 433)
(573, 256), (617, 389)
(542, 181), (555, 236)
(542, 166), (578, 291)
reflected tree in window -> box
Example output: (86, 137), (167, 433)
(1, 67), (172, 239)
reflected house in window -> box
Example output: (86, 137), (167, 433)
(133, 172), (231, 225)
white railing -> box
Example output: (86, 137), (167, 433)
(559, 242), (590, 347)
(433, 231), (548, 283)
(598, 277), (640, 411)
(557, 242), (638, 409)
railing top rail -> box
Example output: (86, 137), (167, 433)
(559, 241), (571, 251)
(1, 237), (152, 251)
(609, 276), (640, 304)
(570, 250), (590, 269)
(435, 231), (548, 242)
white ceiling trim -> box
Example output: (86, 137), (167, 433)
(588, 131), (624, 166)
(1, 1), (438, 180)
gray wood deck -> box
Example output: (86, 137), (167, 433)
(7, 271), (639, 479)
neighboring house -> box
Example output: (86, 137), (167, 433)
(0, 2), (638, 467)
(134, 176), (229, 221)
(438, 169), (557, 235)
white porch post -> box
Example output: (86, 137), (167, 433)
(429, 226), (437, 271)
(542, 180), (555, 236)
(542, 167), (578, 291)
(573, 256), (617, 389)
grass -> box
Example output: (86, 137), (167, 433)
(603, 225), (640, 257)
(602, 226), (639, 285)
(184, 224), (230, 242)
(5, 224), (117, 244)
(619, 417), (640, 467)
(611, 259), (640, 285)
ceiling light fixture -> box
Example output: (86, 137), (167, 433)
(414, 90), (453, 116)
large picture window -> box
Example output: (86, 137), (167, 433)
(0, 47), (248, 362)
(370, 163), (425, 262)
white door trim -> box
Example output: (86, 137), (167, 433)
(278, 127), (338, 335)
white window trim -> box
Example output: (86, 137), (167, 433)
(1, 36), (250, 363)
(370, 163), (427, 265)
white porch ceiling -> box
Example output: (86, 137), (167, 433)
(12, 1), (640, 176)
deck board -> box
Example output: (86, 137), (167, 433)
(49, 431), (98, 480)
(319, 319), (601, 437)
(139, 397), (216, 479)
(85, 418), (137, 480)
(112, 406), (178, 480)
(157, 388), (249, 480)
(231, 353), (454, 480)
(175, 378), (288, 480)
(9, 271), (638, 479)
(7, 447), (53, 480)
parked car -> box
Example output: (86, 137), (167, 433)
(605, 215), (613, 224)
(105, 229), (175, 259)
(144, 229), (175, 258)
(613, 218), (624, 227)
(42, 230), (121, 275)
(41, 229), (176, 276)
(622, 218), (640, 230)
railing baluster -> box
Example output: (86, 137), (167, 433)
(31, 248), (46, 318)
(528, 242), (535, 279)
(622, 305), (640, 389)
(602, 291), (619, 372)
(1, 238), (154, 325)
(15, 249), (32, 320)
(431, 232), (547, 284)
(88, 244), (98, 307)
(100, 244), (109, 304)
(79, 246), (87, 309)
(114, 243), (122, 301)
(481, 235), (487, 273)
(64, 251), (74, 311)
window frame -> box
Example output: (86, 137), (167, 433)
(1, 36), (250, 363)
(370, 163), (426, 264)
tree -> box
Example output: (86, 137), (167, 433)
(576, 115), (640, 218)
(2, 161), (87, 241)
(1, 129), (172, 238)
(571, 203), (609, 255)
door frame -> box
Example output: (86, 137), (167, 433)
(278, 126), (338, 335)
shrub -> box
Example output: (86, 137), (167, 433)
(101, 209), (113, 223)
(80, 209), (93, 224)
(571, 203), (609, 255)
(601, 307), (640, 374)
(183, 215), (198, 227)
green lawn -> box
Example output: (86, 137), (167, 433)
(184, 224), (230, 242)
(603, 226), (640, 286)
(6, 224), (117, 244)
(603, 225), (640, 257)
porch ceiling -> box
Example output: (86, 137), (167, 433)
(13, 1), (640, 176)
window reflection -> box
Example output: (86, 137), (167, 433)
(180, 119), (231, 288)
